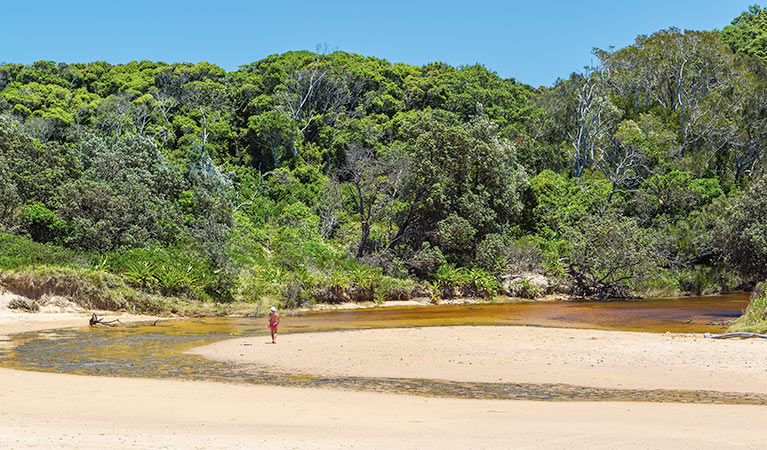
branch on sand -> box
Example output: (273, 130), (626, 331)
(89, 313), (124, 327)
(704, 332), (767, 339)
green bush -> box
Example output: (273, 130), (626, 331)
(730, 282), (767, 332)
(0, 232), (90, 270)
(22, 202), (67, 244)
(513, 276), (541, 299)
(464, 267), (500, 298)
(105, 246), (218, 299)
(431, 264), (498, 299)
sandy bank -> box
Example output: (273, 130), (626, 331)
(191, 325), (767, 394)
(2, 367), (767, 449)
(0, 292), (164, 350)
(2, 312), (767, 448)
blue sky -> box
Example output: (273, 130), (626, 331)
(0, 0), (755, 87)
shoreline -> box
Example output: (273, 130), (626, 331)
(189, 325), (767, 395)
(2, 366), (767, 449)
(2, 309), (767, 449)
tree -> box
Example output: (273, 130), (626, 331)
(564, 212), (656, 297)
(714, 77), (767, 183)
(597, 29), (743, 161)
(275, 50), (351, 145)
(717, 171), (767, 280)
(565, 68), (622, 177)
(394, 110), (528, 257)
(56, 134), (185, 252)
(181, 80), (229, 153)
(338, 143), (408, 258)
(248, 110), (300, 168)
(722, 5), (767, 60)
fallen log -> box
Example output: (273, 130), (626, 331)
(704, 332), (767, 339)
(89, 313), (124, 327)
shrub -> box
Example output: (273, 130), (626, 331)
(730, 282), (767, 332)
(22, 202), (67, 244)
(279, 273), (313, 309)
(513, 276), (541, 299)
(407, 242), (446, 277)
(0, 232), (90, 270)
(717, 172), (767, 281)
(436, 214), (477, 255)
(563, 212), (657, 297)
(464, 267), (500, 298)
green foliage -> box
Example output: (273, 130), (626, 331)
(432, 264), (499, 299)
(22, 202), (67, 243)
(513, 276), (542, 299)
(0, 232), (90, 270)
(722, 5), (767, 60)
(123, 260), (157, 290)
(717, 172), (767, 280)
(407, 242), (447, 278)
(730, 283), (767, 332)
(632, 171), (723, 222)
(563, 213), (657, 297)
(436, 214), (477, 256)
(5, 25), (767, 309)
(395, 111), (528, 254)
(104, 245), (221, 299)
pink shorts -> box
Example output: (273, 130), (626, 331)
(269, 323), (278, 329)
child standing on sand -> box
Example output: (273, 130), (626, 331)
(268, 306), (280, 344)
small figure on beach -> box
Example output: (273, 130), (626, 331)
(268, 306), (280, 343)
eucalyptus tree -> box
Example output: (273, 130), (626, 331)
(338, 143), (408, 258)
(718, 77), (767, 183)
(598, 29), (744, 160)
(181, 80), (230, 154)
(550, 68), (621, 178)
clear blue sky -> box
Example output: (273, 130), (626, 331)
(0, 0), (756, 87)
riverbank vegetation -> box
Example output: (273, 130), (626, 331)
(729, 283), (767, 332)
(3, 6), (767, 314)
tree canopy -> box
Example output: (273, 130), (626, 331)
(4, 6), (767, 304)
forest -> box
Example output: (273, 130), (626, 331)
(3, 5), (767, 322)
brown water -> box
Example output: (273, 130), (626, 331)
(0, 293), (759, 404)
(276, 293), (749, 334)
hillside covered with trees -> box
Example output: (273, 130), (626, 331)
(3, 6), (767, 314)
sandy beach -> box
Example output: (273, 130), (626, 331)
(191, 325), (767, 394)
(2, 312), (767, 449)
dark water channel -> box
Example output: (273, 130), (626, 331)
(2, 293), (764, 405)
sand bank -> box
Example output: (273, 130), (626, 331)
(191, 325), (767, 394)
(2, 367), (767, 449)
(3, 313), (767, 448)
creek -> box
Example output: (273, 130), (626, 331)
(1, 293), (761, 404)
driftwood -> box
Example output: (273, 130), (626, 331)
(704, 332), (767, 339)
(705, 319), (735, 326)
(89, 313), (124, 327)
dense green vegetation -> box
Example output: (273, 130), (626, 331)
(4, 6), (767, 313)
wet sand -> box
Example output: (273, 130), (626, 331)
(2, 313), (767, 449)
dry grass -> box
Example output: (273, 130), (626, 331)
(0, 266), (274, 317)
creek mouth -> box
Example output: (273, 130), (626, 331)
(0, 294), (760, 405)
